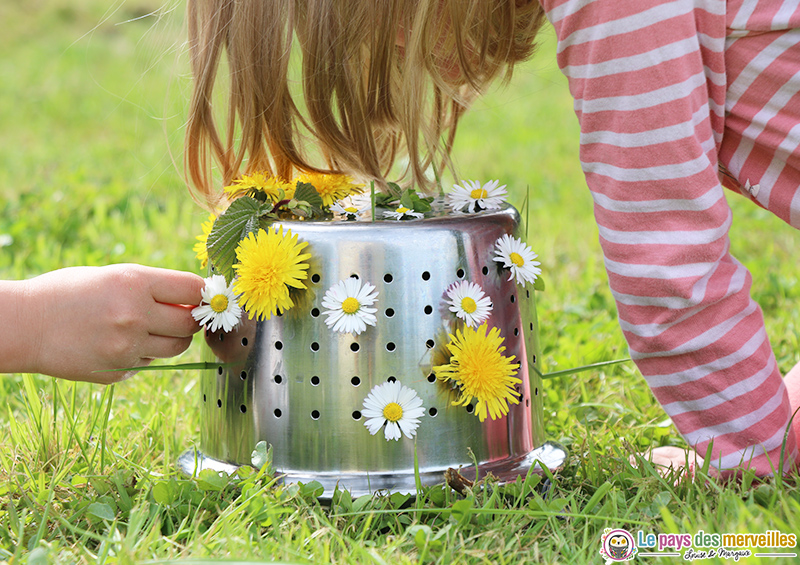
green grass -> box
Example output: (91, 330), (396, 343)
(1, 1), (799, 563)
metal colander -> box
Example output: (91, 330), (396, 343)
(179, 201), (566, 496)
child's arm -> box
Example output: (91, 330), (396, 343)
(0, 265), (204, 383)
(540, 0), (798, 473)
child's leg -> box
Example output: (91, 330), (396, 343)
(637, 368), (800, 481)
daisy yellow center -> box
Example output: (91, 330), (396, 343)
(470, 188), (488, 199)
(509, 252), (525, 267)
(344, 206), (358, 213)
(209, 294), (229, 313)
(460, 296), (477, 314)
(397, 206), (410, 214)
(383, 402), (403, 422)
(342, 297), (361, 315)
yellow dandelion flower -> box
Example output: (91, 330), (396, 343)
(193, 214), (216, 269)
(293, 172), (365, 207)
(233, 226), (311, 320)
(224, 172), (295, 202)
(433, 323), (521, 422)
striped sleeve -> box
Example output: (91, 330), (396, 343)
(539, 0), (799, 474)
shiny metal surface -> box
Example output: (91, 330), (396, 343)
(180, 201), (566, 496)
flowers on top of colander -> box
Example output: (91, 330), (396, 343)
(190, 174), (545, 434)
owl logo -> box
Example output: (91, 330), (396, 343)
(600, 528), (637, 562)
(608, 534), (630, 559)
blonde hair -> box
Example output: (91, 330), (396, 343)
(185, 0), (546, 206)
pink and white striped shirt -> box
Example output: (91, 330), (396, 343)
(538, 0), (800, 473)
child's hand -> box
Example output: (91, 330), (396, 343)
(6, 264), (204, 384)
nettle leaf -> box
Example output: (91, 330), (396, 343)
(294, 182), (324, 209)
(207, 197), (267, 281)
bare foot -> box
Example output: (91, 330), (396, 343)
(784, 362), (800, 446)
(630, 446), (720, 484)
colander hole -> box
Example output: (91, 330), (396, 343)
(239, 405), (247, 413)
(274, 409), (282, 418)
(429, 407), (438, 417)
(532, 354), (537, 363)
(424, 305), (433, 315)
(385, 308), (395, 317)
(311, 308), (320, 318)
(386, 342), (396, 352)
(351, 376), (361, 386)
(219, 333), (224, 342)
(311, 376), (320, 386)
(456, 268), (465, 278)
(311, 410), (321, 420)
(241, 337), (248, 347)
(510, 294), (516, 303)
(311, 342), (320, 352)
(482, 266), (489, 276)
(350, 273), (359, 280)
(421, 271), (431, 281)
(217, 366), (223, 376)
(465, 403), (474, 413)
(426, 339), (435, 349)
(311, 273), (321, 283)
(203, 394), (207, 402)
(535, 387), (539, 396)
(526, 398), (530, 407)
(513, 328), (519, 336)
(383, 273), (393, 283)
(427, 373), (436, 383)
(216, 399), (222, 408)
(240, 371), (247, 380)
(530, 323), (534, 332)
(352, 410), (362, 420)
(350, 342), (360, 352)
(274, 375), (283, 384)
(275, 341), (283, 350)
(276, 311), (283, 317)
(526, 290), (531, 298)
(205, 329), (210, 337)
(387, 376), (397, 383)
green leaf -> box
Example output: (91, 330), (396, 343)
(400, 190), (414, 209)
(450, 498), (474, 528)
(196, 469), (228, 492)
(294, 182), (324, 210)
(152, 481), (175, 505)
(86, 502), (115, 521)
(250, 440), (273, 471)
(298, 481), (324, 500)
(206, 196), (265, 281)
(533, 276), (545, 291)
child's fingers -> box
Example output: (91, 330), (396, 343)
(140, 334), (195, 361)
(147, 267), (205, 306)
(147, 302), (202, 338)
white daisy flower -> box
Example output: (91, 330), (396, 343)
(445, 281), (493, 327)
(383, 206), (424, 220)
(192, 274), (242, 332)
(447, 179), (508, 213)
(362, 381), (425, 441)
(330, 195), (372, 220)
(320, 277), (379, 335)
(492, 234), (541, 287)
